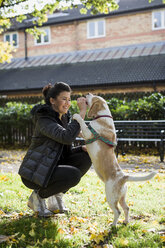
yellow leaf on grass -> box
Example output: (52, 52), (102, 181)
(31, 223), (36, 229)
(151, 220), (159, 226)
(58, 228), (66, 234)
(42, 238), (48, 244)
(19, 234), (26, 241)
(0, 210), (4, 215)
(119, 238), (129, 246)
(128, 201), (134, 206)
(88, 227), (97, 234)
(29, 229), (35, 237)
(0, 176), (9, 181)
(70, 226), (79, 234)
(155, 174), (161, 182)
(90, 233), (104, 244)
(160, 236), (165, 242)
(53, 209), (60, 214)
(11, 238), (17, 242)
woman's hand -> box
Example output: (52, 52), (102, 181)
(77, 97), (87, 119)
(82, 145), (87, 152)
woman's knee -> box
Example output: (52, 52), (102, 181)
(69, 167), (81, 186)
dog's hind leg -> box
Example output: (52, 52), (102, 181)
(105, 181), (121, 226)
(119, 185), (129, 224)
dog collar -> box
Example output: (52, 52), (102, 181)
(86, 124), (117, 147)
(93, 115), (113, 120)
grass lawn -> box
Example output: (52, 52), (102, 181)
(0, 170), (164, 248)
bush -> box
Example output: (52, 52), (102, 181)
(107, 93), (165, 120)
(127, 93), (165, 120)
(0, 102), (34, 121)
(0, 93), (164, 121)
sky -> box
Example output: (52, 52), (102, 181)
(2, 0), (81, 17)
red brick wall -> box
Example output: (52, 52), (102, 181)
(2, 10), (165, 58)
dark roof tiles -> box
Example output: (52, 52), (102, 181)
(0, 41), (164, 70)
(0, 54), (165, 93)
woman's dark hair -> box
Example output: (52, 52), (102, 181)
(42, 82), (71, 105)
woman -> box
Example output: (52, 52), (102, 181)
(19, 82), (91, 217)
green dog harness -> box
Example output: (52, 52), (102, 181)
(86, 124), (117, 147)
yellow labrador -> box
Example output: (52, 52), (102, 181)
(73, 93), (156, 226)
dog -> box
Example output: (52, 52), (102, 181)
(73, 93), (156, 226)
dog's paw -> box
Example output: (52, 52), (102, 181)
(73, 114), (82, 123)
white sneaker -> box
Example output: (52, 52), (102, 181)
(28, 191), (53, 217)
(47, 193), (69, 213)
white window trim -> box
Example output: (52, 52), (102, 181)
(152, 9), (165, 30)
(4, 32), (19, 48)
(87, 19), (106, 39)
(34, 27), (51, 46)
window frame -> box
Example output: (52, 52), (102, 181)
(34, 27), (51, 46)
(152, 9), (165, 30)
(87, 18), (106, 39)
(4, 32), (19, 48)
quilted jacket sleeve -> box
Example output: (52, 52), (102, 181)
(37, 116), (80, 145)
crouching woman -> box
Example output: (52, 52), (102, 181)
(18, 82), (91, 217)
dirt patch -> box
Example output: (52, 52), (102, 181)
(0, 149), (164, 174)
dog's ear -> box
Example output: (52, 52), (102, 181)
(87, 97), (102, 118)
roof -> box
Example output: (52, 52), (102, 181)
(9, 0), (165, 30)
(0, 42), (165, 93)
(0, 41), (165, 70)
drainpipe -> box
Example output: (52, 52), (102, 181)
(153, 81), (157, 92)
(24, 29), (28, 60)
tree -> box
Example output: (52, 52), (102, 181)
(0, 0), (119, 63)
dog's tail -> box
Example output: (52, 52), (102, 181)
(124, 171), (157, 182)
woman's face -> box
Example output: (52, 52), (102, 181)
(50, 91), (71, 116)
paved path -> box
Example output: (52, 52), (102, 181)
(0, 149), (164, 174)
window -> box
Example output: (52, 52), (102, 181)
(35, 27), (50, 45)
(87, 19), (105, 38)
(152, 9), (165, 29)
(4, 32), (18, 47)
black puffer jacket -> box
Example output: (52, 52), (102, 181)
(18, 104), (81, 188)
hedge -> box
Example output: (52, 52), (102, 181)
(0, 93), (164, 121)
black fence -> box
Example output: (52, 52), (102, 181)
(0, 120), (33, 146)
(0, 119), (164, 151)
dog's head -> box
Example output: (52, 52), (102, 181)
(86, 93), (107, 118)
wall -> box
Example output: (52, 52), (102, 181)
(1, 9), (165, 59)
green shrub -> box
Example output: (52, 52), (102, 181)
(0, 93), (164, 121)
(127, 93), (165, 120)
(0, 102), (34, 121)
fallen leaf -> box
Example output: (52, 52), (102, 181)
(0, 233), (19, 243)
(160, 236), (165, 242)
(155, 174), (161, 182)
(0, 210), (4, 215)
(119, 238), (129, 246)
(42, 238), (48, 244)
(128, 201), (134, 206)
(58, 228), (66, 234)
(19, 234), (26, 241)
(29, 229), (35, 237)
(31, 223), (36, 229)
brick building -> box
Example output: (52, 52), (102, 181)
(0, 0), (165, 101)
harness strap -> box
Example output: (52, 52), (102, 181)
(86, 124), (117, 147)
